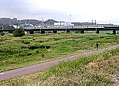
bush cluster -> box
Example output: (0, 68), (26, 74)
(0, 32), (5, 36)
(13, 28), (25, 37)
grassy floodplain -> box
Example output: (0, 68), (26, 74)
(0, 32), (119, 72)
(1, 41), (119, 86)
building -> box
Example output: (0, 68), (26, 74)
(54, 21), (74, 26)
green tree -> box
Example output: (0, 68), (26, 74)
(0, 32), (5, 36)
(13, 28), (25, 37)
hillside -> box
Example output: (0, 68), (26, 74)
(0, 18), (57, 26)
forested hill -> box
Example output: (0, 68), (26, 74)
(0, 18), (57, 26)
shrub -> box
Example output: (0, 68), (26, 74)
(28, 45), (51, 50)
(28, 45), (40, 50)
(13, 28), (25, 37)
(0, 32), (5, 36)
(22, 40), (30, 44)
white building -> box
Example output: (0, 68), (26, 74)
(54, 22), (74, 26)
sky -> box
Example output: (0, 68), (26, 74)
(0, 0), (119, 24)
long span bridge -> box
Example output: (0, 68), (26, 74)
(0, 25), (119, 34)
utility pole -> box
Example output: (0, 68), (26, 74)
(60, 21), (61, 26)
(95, 20), (96, 25)
(70, 14), (71, 26)
(92, 20), (93, 25)
(41, 17), (44, 29)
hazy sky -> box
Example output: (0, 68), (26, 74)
(0, 0), (119, 24)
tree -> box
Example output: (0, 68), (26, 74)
(0, 32), (5, 36)
(13, 28), (25, 37)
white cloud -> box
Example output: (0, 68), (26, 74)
(0, 0), (119, 24)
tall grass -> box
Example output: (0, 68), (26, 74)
(47, 48), (119, 76)
(1, 47), (119, 86)
(0, 33), (119, 72)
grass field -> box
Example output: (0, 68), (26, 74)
(1, 43), (119, 86)
(0, 32), (119, 72)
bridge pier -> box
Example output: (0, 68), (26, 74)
(41, 30), (45, 34)
(66, 30), (70, 33)
(0, 30), (3, 33)
(96, 28), (99, 34)
(53, 30), (57, 33)
(9, 30), (14, 33)
(113, 30), (116, 34)
(29, 30), (34, 34)
(25, 31), (28, 34)
(80, 30), (84, 34)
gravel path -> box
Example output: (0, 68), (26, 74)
(0, 45), (119, 81)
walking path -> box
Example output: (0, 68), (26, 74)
(0, 45), (119, 81)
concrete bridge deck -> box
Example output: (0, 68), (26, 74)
(0, 25), (119, 34)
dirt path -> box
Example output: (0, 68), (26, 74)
(0, 45), (119, 81)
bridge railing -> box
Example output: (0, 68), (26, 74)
(24, 25), (104, 30)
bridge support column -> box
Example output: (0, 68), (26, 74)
(25, 31), (28, 34)
(113, 30), (116, 34)
(29, 30), (34, 34)
(80, 30), (84, 34)
(96, 28), (99, 34)
(66, 30), (70, 33)
(53, 30), (57, 33)
(9, 30), (13, 33)
(41, 30), (45, 34)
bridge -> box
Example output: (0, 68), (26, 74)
(0, 25), (119, 34)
